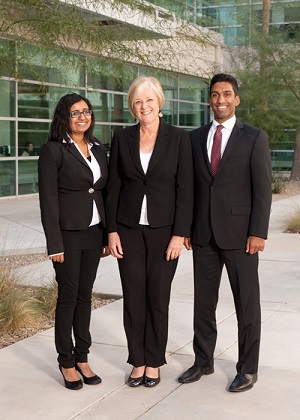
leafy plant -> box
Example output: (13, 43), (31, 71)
(272, 174), (287, 194)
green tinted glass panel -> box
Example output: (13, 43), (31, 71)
(0, 161), (16, 197)
(87, 92), (134, 124)
(18, 84), (83, 119)
(179, 102), (210, 127)
(18, 122), (50, 156)
(0, 39), (15, 78)
(18, 160), (39, 195)
(179, 75), (208, 102)
(271, 151), (294, 171)
(17, 45), (85, 85)
(87, 59), (137, 91)
(0, 80), (15, 117)
(162, 100), (178, 126)
(94, 125), (112, 150)
(0, 121), (16, 157)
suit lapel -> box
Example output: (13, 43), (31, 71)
(127, 121), (170, 175)
(147, 120), (170, 174)
(200, 123), (213, 174)
(65, 142), (90, 169)
(216, 120), (243, 175)
(91, 143), (108, 184)
(127, 124), (145, 175)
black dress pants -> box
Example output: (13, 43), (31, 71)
(53, 224), (103, 368)
(193, 236), (261, 374)
(117, 224), (178, 368)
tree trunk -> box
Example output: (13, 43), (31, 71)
(290, 126), (300, 181)
(262, 0), (270, 36)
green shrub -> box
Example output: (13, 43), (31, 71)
(272, 174), (286, 194)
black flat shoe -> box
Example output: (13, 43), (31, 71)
(127, 369), (144, 387)
(228, 373), (258, 392)
(75, 364), (102, 385)
(144, 368), (160, 388)
(59, 365), (83, 390)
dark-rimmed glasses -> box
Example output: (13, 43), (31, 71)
(69, 110), (93, 118)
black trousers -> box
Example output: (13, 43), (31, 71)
(193, 236), (261, 374)
(53, 224), (103, 368)
(117, 224), (178, 368)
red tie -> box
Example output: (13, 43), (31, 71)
(211, 125), (224, 176)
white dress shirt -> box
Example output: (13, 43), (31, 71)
(207, 115), (236, 161)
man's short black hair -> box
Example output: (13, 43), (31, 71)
(210, 74), (239, 96)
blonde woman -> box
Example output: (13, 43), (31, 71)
(106, 77), (193, 387)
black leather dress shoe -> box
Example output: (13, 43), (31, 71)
(75, 364), (102, 385)
(127, 370), (144, 387)
(178, 364), (214, 384)
(228, 373), (258, 392)
(144, 368), (160, 388)
(59, 365), (83, 390)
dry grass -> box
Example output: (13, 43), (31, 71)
(0, 267), (40, 334)
(0, 256), (116, 349)
(286, 211), (300, 233)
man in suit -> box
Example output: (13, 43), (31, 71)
(178, 73), (272, 392)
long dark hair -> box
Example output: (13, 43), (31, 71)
(48, 93), (97, 143)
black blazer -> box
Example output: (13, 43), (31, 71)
(38, 140), (108, 255)
(105, 120), (193, 237)
(190, 119), (272, 249)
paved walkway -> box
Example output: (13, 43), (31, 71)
(0, 195), (300, 420)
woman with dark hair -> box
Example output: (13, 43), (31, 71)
(38, 93), (109, 390)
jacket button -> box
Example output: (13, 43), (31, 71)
(88, 188), (94, 194)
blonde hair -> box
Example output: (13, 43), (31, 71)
(127, 76), (165, 117)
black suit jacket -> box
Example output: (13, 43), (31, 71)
(38, 140), (108, 255)
(190, 119), (272, 249)
(105, 120), (193, 237)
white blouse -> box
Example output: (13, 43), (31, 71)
(73, 140), (102, 226)
(139, 150), (153, 225)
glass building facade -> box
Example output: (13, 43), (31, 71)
(148, 1), (299, 171)
(0, 41), (210, 198)
(148, 1), (300, 46)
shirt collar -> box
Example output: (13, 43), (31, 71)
(62, 134), (96, 149)
(212, 115), (236, 131)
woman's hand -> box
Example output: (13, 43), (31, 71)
(108, 232), (124, 259)
(101, 246), (111, 258)
(49, 253), (64, 263)
(166, 236), (184, 261)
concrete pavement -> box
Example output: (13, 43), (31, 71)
(0, 194), (300, 419)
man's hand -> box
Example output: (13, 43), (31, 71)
(246, 236), (265, 254)
(184, 237), (193, 250)
(49, 253), (64, 263)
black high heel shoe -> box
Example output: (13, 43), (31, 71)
(127, 369), (144, 387)
(75, 364), (102, 385)
(59, 365), (83, 390)
(144, 368), (160, 387)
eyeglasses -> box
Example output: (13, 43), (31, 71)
(69, 110), (93, 118)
